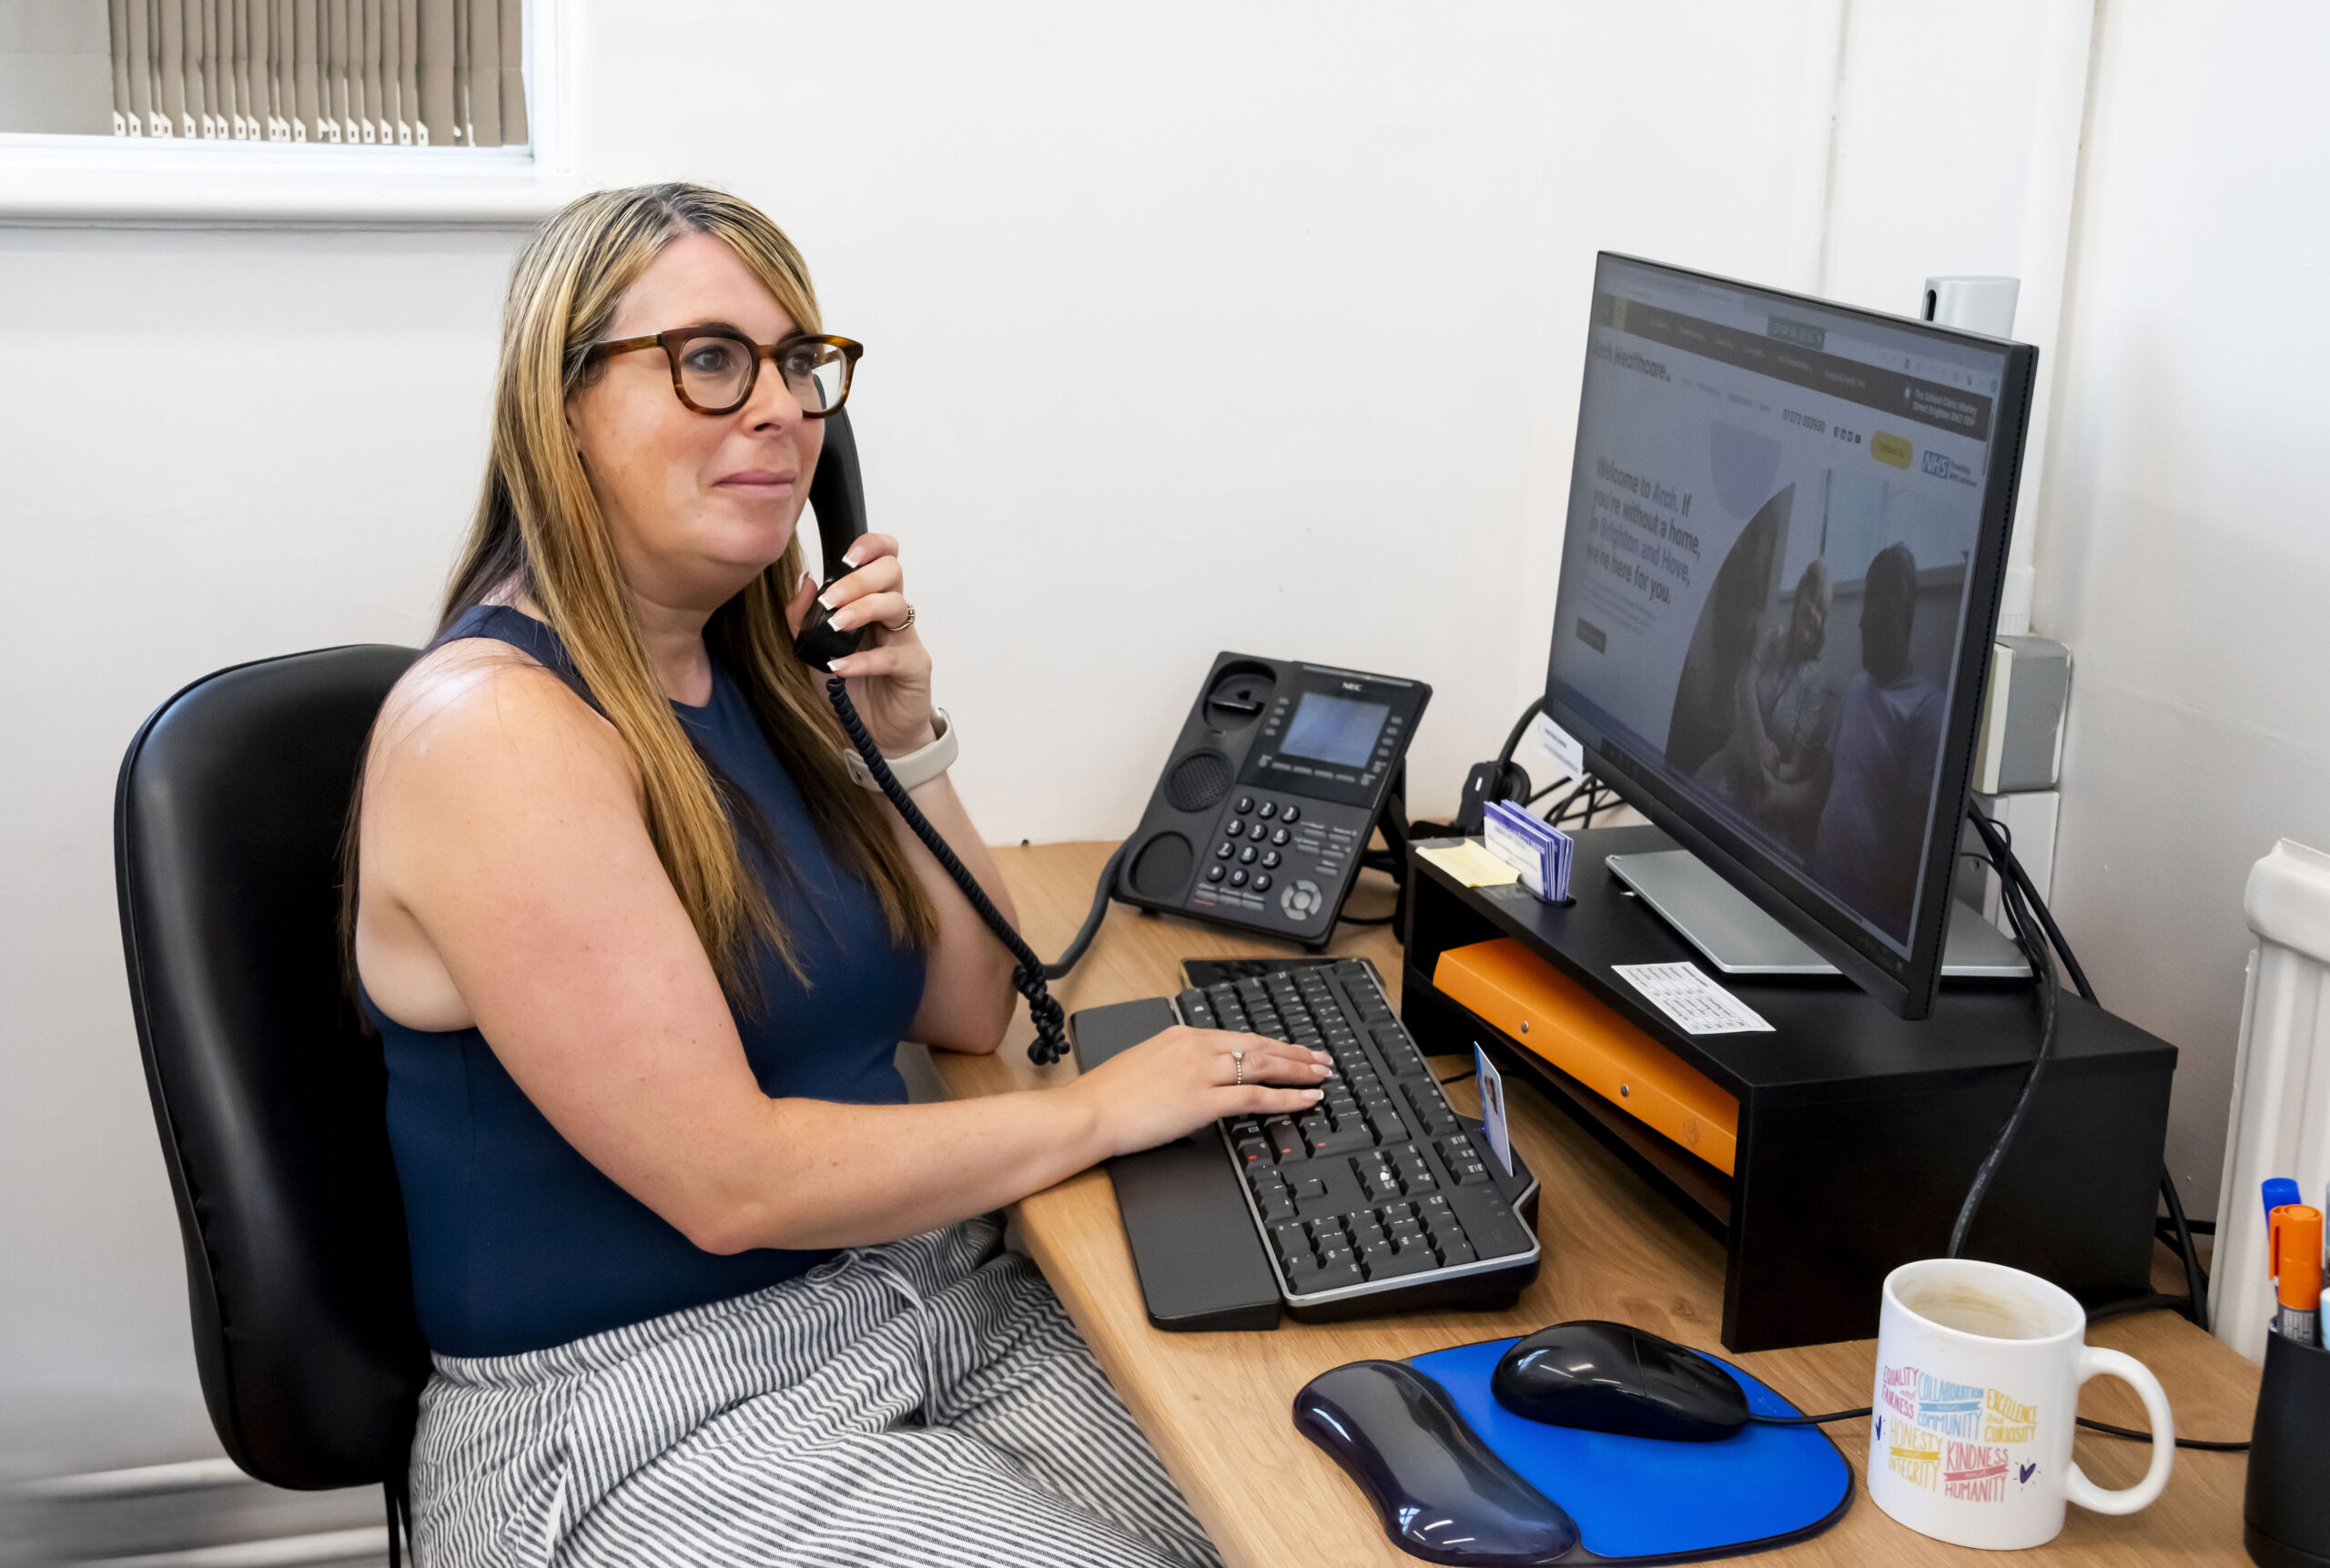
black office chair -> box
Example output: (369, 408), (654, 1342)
(113, 643), (428, 1546)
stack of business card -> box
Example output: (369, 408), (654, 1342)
(1482, 801), (1574, 903)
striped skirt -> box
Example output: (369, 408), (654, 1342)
(411, 1217), (1223, 1568)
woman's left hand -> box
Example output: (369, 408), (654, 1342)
(786, 532), (937, 755)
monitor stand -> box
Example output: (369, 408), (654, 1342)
(1604, 849), (2029, 980)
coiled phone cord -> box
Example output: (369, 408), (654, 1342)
(825, 677), (1071, 1066)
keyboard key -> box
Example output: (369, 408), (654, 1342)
(1373, 1028), (1428, 1076)
(1369, 1248), (1433, 1280)
(1264, 1118), (1303, 1162)
(1296, 1261), (1365, 1294)
(1257, 1192), (1297, 1224)
(1356, 1156), (1406, 1200)
(1271, 1220), (1312, 1260)
(1300, 1125), (1368, 1158)
(1292, 1177), (1328, 1204)
(1432, 1229), (1477, 1267)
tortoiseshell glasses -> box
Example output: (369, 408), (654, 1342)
(582, 329), (862, 418)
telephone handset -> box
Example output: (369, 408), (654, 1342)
(791, 405), (873, 673)
(789, 410), (1072, 1064)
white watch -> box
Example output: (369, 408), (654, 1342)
(845, 709), (957, 792)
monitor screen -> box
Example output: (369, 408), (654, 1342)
(1545, 254), (2034, 1011)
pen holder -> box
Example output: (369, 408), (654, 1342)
(2247, 1330), (2330, 1567)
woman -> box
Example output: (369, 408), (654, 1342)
(350, 183), (1329, 1567)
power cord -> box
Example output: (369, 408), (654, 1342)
(1746, 1406), (2244, 1452)
(1963, 808), (2211, 1330)
(826, 679), (1071, 1066)
(1948, 806), (2060, 1260)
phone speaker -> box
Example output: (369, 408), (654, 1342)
(1165, 749), (1233, 813)
(1129, 833), (1195, 901)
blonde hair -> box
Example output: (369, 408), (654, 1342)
(440, 182), (936, 993)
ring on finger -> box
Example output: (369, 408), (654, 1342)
(1231, 1048), (1246, 1086)
(883, 603), (917, 632)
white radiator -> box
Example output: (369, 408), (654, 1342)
(2210, 838), (2330, 1362)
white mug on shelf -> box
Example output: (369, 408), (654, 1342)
(1866, 1258), (2174, 1549)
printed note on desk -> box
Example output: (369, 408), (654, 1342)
(1613, 962), (1774, 1036)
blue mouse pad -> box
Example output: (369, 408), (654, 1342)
(1406, 1337), (1852, 1562)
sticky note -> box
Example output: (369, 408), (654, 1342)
(1419, 840), (1519, 887)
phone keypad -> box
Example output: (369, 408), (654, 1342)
(1190, 792), (1359, 931)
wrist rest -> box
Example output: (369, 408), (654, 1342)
(1295, 1338), (1854, 1563)
(1069, 998), (1282, 1331)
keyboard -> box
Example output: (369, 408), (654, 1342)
(1170, 959), (1541, 1320)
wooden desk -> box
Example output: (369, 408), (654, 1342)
(937, 842), (2262, 1566)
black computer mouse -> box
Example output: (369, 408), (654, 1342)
(1490, 1320), (1749, 1442)
(1295, 1360), (1580, 1564)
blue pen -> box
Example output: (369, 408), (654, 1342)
(2265, 1178), (2302, 1218)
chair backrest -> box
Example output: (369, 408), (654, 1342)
(114, 643), (427, 1490)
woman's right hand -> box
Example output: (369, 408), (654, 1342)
(1069, 1026), (1332, 1159)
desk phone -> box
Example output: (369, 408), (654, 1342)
(1115, 653), (1429, 946)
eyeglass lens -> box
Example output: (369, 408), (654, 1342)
(676, 336), (850, 414)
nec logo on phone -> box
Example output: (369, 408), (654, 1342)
(1341, 682), (1363, 693)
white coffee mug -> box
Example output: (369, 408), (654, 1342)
(1866, 1258), (2174, 1549)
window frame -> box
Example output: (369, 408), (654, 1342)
(0, 0), (573, 227)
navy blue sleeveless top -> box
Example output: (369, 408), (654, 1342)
(367, 605), (926, 1358)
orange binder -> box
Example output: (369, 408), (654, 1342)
(1433, 938), (1739, 1174)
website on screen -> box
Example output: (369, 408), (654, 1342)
(1548, 260), (2010, 951)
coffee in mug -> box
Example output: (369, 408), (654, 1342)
(1867, 1258), (2174, 1549)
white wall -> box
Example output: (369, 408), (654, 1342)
(2032, 0), (2330, 1216)
(6, 0), (2323, 1466)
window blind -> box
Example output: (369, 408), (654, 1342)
(106, 0), (526, 146)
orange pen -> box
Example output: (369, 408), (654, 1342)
(2269, 1203), (2322, 1346)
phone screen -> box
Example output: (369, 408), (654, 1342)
(1280, 693), (1390, 769)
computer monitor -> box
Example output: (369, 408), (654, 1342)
(1543, 253), (2039, 1019)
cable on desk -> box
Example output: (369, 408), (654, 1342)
(1748, 1407), (1870, 1427)
(2077, 1416), (2249, 1453)
(1044, 840), (1126, 982)
(1750, 1404), (2248, 1452)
